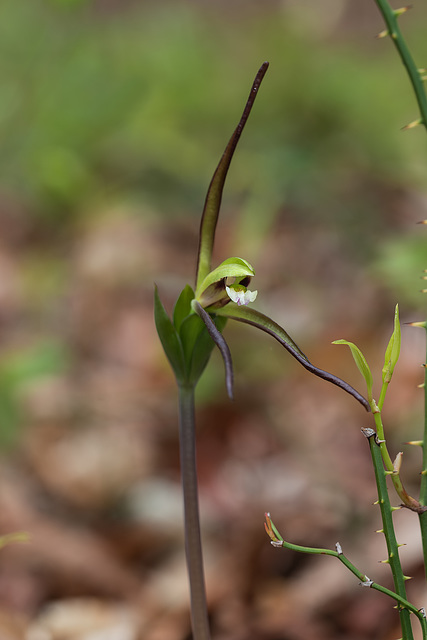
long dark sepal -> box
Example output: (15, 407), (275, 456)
(192, 301), (234, 400)
(216, 305), (370, 411)
(195, 62), (269, 291)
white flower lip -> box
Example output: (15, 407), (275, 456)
(225, 285), (258, 306)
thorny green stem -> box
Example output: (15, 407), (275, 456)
(372, 401), (424, 512)
(363, 429), (415, 640)
(418, 328), (427, 578)
(374, 0), (427, 131)
(265, 514), (427, 638)
(178, 384), (210, 640)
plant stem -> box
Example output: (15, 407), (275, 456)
(418, 327), (427, 579)
(374, 0), (427, 131)
(372, 404), (423, 512)
(178, 384), (211, 640)
(363, 428), (414, 640)
(265, 514), (427, 638)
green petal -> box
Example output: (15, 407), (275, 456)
(196, 257), (255, 299)
(195, 63), (269, 291)
(216, 305), (370, 411)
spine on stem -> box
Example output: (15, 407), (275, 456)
(362, 428), (414, 640)
(374, 0), (427, 131)
(415, 323), (427, 578)
(265, 513), (427, 638)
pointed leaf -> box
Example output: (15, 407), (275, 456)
(192, 300), (234, 399)
(154, 286), (186, 383)
(382, 304), (401, 384)
(179, 312), (228, 387)
(195, 62), (269, 291)
(173, 284), (195, 331)
(216, 305), (370, 411)
(179, 313), (207, 369)
(332, 339), (373, 402)
(215, 304), (309, 360)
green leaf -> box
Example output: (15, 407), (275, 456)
(196, 257), (255, 299)
(216, 305), (370, 411)
(195, 63), (269, 291)
(189, 315), (228, 387)
(179, 313), (207, 369)
(173, 284), (195, 331)
(215, 304), (308, 361)
(382, 304), (401, 384)
(154, 286), (186, 383)
(179, 306), (228, 390)
(192, 301), (233, 397)
(332, 339), (373, 402)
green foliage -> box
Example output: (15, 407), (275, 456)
(154, 286), (227, 388)
(382, 304), (401, 385)
(173, 285), (195, 332)
(154, 286), (186, 384)
(374, 235), (427, 306)
(1, 0), (426, 237)
(332, 339), (374, 404)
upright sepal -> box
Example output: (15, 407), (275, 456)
(195, 63), (269, 291)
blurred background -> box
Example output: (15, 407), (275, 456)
(0, 0), (426, 638)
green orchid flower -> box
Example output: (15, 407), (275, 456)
(155, 61), (369, 412)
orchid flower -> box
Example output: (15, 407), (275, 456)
(155, 61), (369, 411)
(154, 62), (370, 640)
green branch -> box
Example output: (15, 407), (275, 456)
(374, 0), (427, 131)
(362, 428), (415, 640)
(265, 513), (426, 638)
(415, 324), (427, 578)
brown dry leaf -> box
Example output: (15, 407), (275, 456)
(24, 422), (154, 510)
(28, 598), (140, 640)
(0, 608), (28, 640)
(0, 468), (142, 601)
